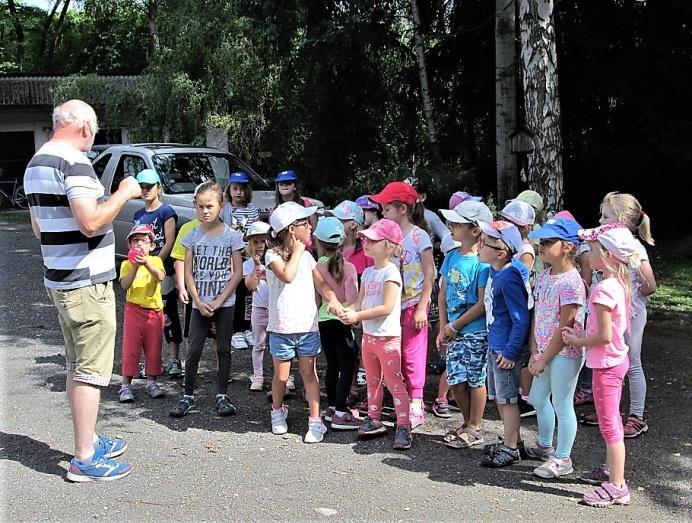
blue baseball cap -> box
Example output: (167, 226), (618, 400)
(136, 169), (160, 185)
(314, 216), (345, 244)
(275, 170), (298, 183)
(329, 200), (365, 226)
(528, 217), (583, 245)
(228, 171), (250, 184)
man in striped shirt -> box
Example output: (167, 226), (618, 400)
(24, 99), (141, 482)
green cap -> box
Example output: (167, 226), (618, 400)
(513, 190), (544, 211)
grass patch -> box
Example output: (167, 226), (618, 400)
(649, 255), (692, 315)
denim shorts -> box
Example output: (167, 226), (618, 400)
(446, 331), (488, 388)
(487, 346), (530, 404)
(269, 331), (321, 360)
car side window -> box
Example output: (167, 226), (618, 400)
(113, 155), (146, 192)
(92, 153), (111, 180)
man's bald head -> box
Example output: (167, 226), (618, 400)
(51, 100), (99, 151)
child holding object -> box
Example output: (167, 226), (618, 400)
(118, 224), (166, 402)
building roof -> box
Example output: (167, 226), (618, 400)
(0, 75), (139, 107)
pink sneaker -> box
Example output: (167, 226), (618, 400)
(574, 389), (594, 406)
(623, 415), (648, 438)
(582, 482), (630, 507)
(409, 404), (425, 429)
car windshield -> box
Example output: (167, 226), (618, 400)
(152, 152), (271, 194)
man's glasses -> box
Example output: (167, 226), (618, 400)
(140, 184), (155, 191)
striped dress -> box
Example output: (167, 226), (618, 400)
(23, 141), (115, 290)
(221, 204), (259, 235)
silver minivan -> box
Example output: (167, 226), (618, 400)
(90, 144), (323, 258)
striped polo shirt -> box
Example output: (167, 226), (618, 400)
(23, 141), (116, 290)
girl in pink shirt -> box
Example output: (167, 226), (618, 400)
(562, 223), (642, 508)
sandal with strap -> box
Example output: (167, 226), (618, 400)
(444, 428), (483, 449)
(582, 482), (631, 507)
(442, 424), (467, 444)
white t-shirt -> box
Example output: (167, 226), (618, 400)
(265, 249), (318, 334)
(242, 258), (268, 309)
(396, 225), (433, 309)
(513, 238), (536, 263)
(360, 263), (402, 337)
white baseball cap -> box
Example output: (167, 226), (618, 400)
(243, 220), (271, 241)
(269, 201), (317, 233)
(439, 200), (493, 225)
(500, 200), (536, 227)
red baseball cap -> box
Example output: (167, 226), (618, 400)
(369, 182), (418, 206)
(127, 224), (156, 242)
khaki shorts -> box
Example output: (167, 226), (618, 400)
(48, 281), (116, 387)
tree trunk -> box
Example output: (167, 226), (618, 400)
(7, 0), (25, 70)
(410, 0), (441, 163)
(518, 0), (564, 211)
(495, 0), (518, 204)
(147, 0), (160, 56)
(46, 0), (71, 70)
(39, 0), (61, 61)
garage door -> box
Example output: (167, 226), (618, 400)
(0, 131), (35, 182)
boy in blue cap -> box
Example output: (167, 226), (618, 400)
(477, 220), (531, 468)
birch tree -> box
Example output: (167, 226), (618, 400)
(495, 0), (518, 203)
(518, 0), (564, 211)
(410, 0), (441, 162)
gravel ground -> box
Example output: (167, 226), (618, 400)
(1, 212), (690, 521)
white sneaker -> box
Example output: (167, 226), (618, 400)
(243, 329), (254, 347)
(271, 406), (289, 435)
(304, 419), (328, 443)
(250, 375), (264, 391)
(286, 374), (296, 391)
(231, 332), (249, 350)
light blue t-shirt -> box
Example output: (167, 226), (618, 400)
(439, 249), (490, 334)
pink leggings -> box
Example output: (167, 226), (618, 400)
(592, 357), (629, 445)
(251, 307), (268, 377)
(400, 304), (429, 399)
(362, 334), (410, 427)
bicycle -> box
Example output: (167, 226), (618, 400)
(0, 179), (29, 210)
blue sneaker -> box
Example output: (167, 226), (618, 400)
(95, 434), (127, 458)
(66, 448), (132, 482)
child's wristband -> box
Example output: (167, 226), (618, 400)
(447, 323), (459, 334)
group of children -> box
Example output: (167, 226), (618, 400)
(117, 167), (657, 508)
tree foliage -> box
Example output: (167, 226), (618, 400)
(1, 0), (690, 231)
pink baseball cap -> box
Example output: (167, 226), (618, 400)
(554, 210), (576, 221)
(357, 218), (403, 245)
(448, 191), (482, 210)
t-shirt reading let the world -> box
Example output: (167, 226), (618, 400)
(181, 224), (244, 309)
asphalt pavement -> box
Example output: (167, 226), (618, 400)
(1, 212), (690, 521)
